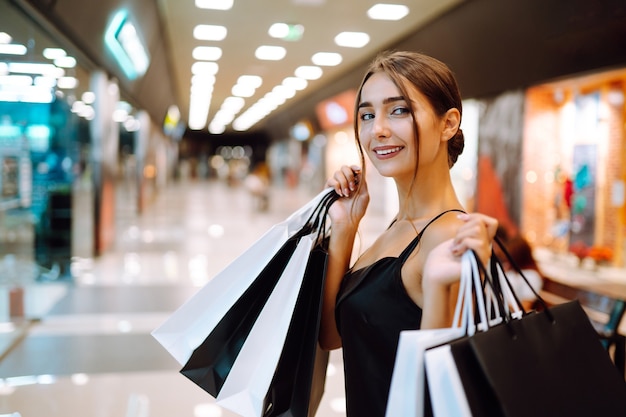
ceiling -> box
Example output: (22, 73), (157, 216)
(3, 0), (626, 141)
(155, 0), (463, 134)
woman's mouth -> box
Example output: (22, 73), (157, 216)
(374, 146), (403, 156)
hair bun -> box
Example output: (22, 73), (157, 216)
(448, 128), (465, 168)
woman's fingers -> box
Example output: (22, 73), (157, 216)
(326, 165), (362, 197)
(450, 213), (498, 264)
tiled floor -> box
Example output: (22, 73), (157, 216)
(2, 177), (626, 417)
(0, 179), (364, 417)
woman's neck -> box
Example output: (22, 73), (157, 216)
(394, 176), (463, 221)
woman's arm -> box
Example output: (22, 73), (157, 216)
(319, 221), (359, 350)
(318, 165), (369, 350)
(420, 213), (498, 329)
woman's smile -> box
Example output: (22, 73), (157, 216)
(373, 145), (404, 159)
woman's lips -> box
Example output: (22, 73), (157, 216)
(373, 146), (403, 158)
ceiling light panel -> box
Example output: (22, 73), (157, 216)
(192, 46), (223, 61)
(335, 32), (370, 48)
(0, 32), (12, 44)
(195, 0), (233, 10)
(268, 23), (304, 41)
(43, 48), (67, 59)
(367, 4), (410, 21)
(191, 61), (219, 76)
(0, 44), (27, 55)
(311, 52), (342, 66)
(294, 66), (323, 80)
(193, 25), (228, 41)
(282, 77), (307, 90)
(255, 46), (287, 61)
(54, 56), (77, 68)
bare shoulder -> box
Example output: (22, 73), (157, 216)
(419, 211), (464, 251)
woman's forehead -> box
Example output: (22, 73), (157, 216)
(360, 71), (428, 108)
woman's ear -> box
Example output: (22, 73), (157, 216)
(441, 108), (461, 142)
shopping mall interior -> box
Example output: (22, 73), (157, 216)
(1, 0), (626, 416)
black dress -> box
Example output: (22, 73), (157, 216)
(335, 210), (460, 417)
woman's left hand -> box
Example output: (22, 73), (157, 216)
(423, 213), (498, 288)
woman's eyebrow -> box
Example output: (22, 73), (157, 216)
(358, 96), (406, 109)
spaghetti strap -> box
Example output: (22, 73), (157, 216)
(398, 209), (466, 263)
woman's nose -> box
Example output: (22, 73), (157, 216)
(373, 116), (391, 138)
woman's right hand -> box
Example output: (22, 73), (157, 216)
(325, 165), (369, 228)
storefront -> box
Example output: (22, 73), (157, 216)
(522, 68), (626, 267)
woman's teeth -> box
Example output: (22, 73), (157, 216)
(376, 146), (402, 155)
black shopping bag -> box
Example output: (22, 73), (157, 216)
(262, 240), (329, 417)
(180, 234), (302, 396)
(432, 248), (626, 417)
(180, 191), (337, 398)
(468, 300), (626, 417)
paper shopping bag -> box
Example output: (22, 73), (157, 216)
(152, 188), (336, 396)
(263, 240), (330, 417)
(423, 250), (511, 417)
(385, 327), (465, 417)
(468, 300), (626, 417)
(216, 235), (314, 417)
(179, 234), (301, 396)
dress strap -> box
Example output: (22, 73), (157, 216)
(398, 209), (466, 264)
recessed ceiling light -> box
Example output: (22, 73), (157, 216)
(221, 96), (245, 112)
(268, 23), (304, 41)
(237, 75), (263, 88)
(9, 62), (64, 77)
(54, 56), (77, 68)
(195, 0), (233, 10)
(335, 31), (370, 48)
(0, 44), (27, 56)
(0, 75), (32, 87)
(282, 77), (307, 90)
(192, 46), (222, 61)
(255, 45), (286, 61)
(43, 48), (66, 59)
(311, 52), (342, 66)
(367, 4), (410, 21)
(57, 76), (78, 89)
(0, 32), (12, 44)
(193, 25), (227, 41)
(232, 84), (256, 97)
(295, 65), (323, 80)
(191, 61), (219, 76)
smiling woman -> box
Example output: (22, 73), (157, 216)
(319, 50), (497, 417)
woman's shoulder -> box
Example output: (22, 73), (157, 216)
(418, 209), (464, 247)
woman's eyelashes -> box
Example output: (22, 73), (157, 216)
(359, 106), (410, 122)
(359, 111), (374, 121)
(391, 106), (410, 116)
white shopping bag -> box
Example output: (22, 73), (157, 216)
(385, 327), (465, 417)
(423, 251), (500, 417)
(423, 343), (473, 417)
(151, 188), (333, 366)
(216, 234), (315, 417)
(386, 251), (476, 417)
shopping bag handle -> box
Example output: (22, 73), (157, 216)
(293, 189), (340, 247)
(468, 239), (554, 323)
(491, 236), (552, 319)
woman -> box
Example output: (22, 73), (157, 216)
(319, 50), (497, 416)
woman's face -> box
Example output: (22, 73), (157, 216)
(357, 71), (446, 180)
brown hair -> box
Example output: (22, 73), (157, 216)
(352, 50), (465, 182)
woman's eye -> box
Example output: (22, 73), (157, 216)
(391, 107), (409, 116)
(360, 112), (374, 121)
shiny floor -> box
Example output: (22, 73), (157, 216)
(3, 178), (626, 417)
(0, 179), (374, 417)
